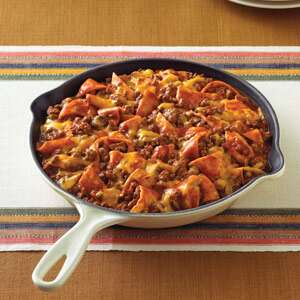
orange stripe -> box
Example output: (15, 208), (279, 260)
(2, 214), (300, 224)
(0, 215), (78, 223)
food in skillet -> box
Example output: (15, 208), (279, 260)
(37, 69), (271, 213)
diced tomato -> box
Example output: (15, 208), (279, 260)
(37, 137), (74, 155)
(181, 131), (207, 160)
(176, 86), (205, 109)
(177, 175), (202, 209)
(190, 151), (224, 180)
(86, 94), (114, 109)
(58, 99), (90, 120)
(199, 174), (219, 202)
(201, 80), (241, 98)
(111, 73), (135, 99)
(223, 99), (249, 111)
(224, 131), (254, 164)
(151, 144), (175, 162)
(243, 129), (264, 144)
(119, 115), (143, 132)
(155, 112), (177, 136)
(97, 107), (121, 126)
(130, 186), (160, 213)
(136, 87), (159, 117)
(78, 163), (104, 193)
(77, 78), (106, 97)
(108, 150), (124, 167)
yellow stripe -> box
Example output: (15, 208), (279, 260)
(0, 58), (300, 65)
(0, 67), (299, 76)
(1, 214), (300, 224)
(0, 215), (78, 223)
(227, 68), (300, 75)
(204, 214), (300, 224)
(0, 68), (87, 75)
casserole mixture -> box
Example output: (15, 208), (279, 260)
(37, 69), (271, 212)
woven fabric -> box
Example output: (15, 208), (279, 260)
(1, 46), (299, 251)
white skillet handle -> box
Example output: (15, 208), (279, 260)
(32, 202), (128, 291)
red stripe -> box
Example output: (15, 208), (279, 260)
(0, 51), (299, 57)
(92, 237), (300, 245)
(1, 237), (300, 245)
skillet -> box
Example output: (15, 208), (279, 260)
(30, 58), (285, 290)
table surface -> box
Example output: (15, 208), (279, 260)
(1, 0), (300, 299)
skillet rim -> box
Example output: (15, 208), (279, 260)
(29, 58), (285, 218)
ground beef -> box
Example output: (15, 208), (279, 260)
(127, 198), (138, 210)
(40, 127), (64, 141)
(187, 166), (199, 175)
(162, 107), (186, 127)
(159, 134), (176, 145)
(176, 71), (193, 81)
(159, 84), (178, 102)
(123, 104), (136, 115)
(84, 148), (97, 161)
(91, 115), (108, 129)
(135, 92), (143, 102)
(201, 106), (223, 116)
(139, 144), (154, 159)
(163, 108), (178, 124)
(174, 159), (188, 179)
(120, 181), (139, 203)
(108, 142), (128, 152)
(231, 141), (250, 156)
(194, 82), (206, 92)
(198, 140), (209, 157)
(135, 139), (159, 153)
(209, 134), (225, 147)
(147, 123), (159, 132)
(110, 94), (127, 105)
(47, 104), (62, 120)
(184, 111), (205, 127)
(70, 117), (92, 135)
(133, 185), (141, 200)
(198, 98), (210, 107)
(158, 170), (175, 182)
(169, 190), (182, 211)
(99, 169), (115, 185)
(119, 170), (129, 182)
(98, 147), (109, 162)
(226, 121), (247, 133)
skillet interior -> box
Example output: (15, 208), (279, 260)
(30, 58), (285, 218)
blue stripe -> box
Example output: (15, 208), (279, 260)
(1, 208), (300, 216)
(0, 63), (300, 69)
(113, 223), (300, 230)
(1, 75), (299, 81)
(181, 223), (300, 230)
(0, 208), (78, 216)
(2, 222), (300, 230)
(0, 222), (75, 229)
(222, 208), (300, 216)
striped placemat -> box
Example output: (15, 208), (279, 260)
(1, 46), (299, 251)
(2, 208), (300, 251)
(0, 46), (300, 80)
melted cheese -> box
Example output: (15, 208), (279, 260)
(58, 172), (82, 190)
(146, 161), (174, 176)
(160, 73), (179, 85)
(137, 129), (160, 142)
(183, 75), (205, 90)
(116, 152), (146, 173)
(42, 119), (72, 131)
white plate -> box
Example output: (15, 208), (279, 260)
(229, 0), (300, 8)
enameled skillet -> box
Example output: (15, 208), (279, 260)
(30, 59), (285, 290)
